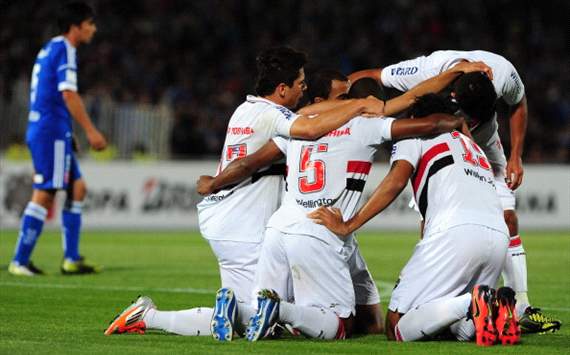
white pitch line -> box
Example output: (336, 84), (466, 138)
(0, 281), (215, 295)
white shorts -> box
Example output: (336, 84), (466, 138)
(388, 224), (508, 314)
(208, 239), (262, 305)
(482, 135), (515, 211)
(255, 227), (355, 318)
(347, 241), (380, 306)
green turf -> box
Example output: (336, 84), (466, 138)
(0, 230), (568, 354)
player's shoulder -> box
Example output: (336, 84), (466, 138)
(246, 95), (296, 121)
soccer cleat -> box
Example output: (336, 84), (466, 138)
(495, 287), (521, 345)
(211, 288), (238, 341)
(8, 261), (45, 276)
(519, 307), (562, 334)
(104, 296), (155, 335)
(470, 285), (498, 346)
(61, 256), (102, 275)
(246, 289), (281, 342)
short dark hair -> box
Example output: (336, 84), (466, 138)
(453, 72), (497, 122)
(58, 2), (95, 34)
(307, 69), (348, 103)
(409, 93), (458, 118)
(255, 46), (307, 96)
(347, 78), (385, 101)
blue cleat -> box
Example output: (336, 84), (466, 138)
(246, 289), (280, 342)
(211, 287), (237, 341)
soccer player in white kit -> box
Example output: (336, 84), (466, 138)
(310, 93), (520, 346)
(349, 50), (561, 333)
(201, 79), (467, 341)
(104, 46), (386, 338)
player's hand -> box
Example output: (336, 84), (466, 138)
(506, 156), (524, 190)
(87, 129), (107, 151)
(197, 175), (215, 195)
(308, 207), (351, 238)
(362, 96), (385, 116)
(454, 61), (493, 80)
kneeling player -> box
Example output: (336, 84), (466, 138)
(310, 94), (520, 346)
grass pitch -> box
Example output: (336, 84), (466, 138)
(0, 230), (568, 354)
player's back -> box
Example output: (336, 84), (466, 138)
(267, 115), (394, 246)
(197, 95), (296, 243)
(393, 131), (508, 237)
(28, 36), (77, 138)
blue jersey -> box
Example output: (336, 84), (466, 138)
(27, 36), (78, 139)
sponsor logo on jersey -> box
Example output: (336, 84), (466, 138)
(390, 66), (418, 76)
(226, 126), (255, 135)
(277, 106), (294, 120)
(295, 197), (334, 208)
(325, 127), (351, 137)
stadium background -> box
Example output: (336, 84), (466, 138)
(0, 2), (569, 353)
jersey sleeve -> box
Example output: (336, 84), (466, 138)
(272, 136), (289, 154)
(497, 60), (525, 105)
(390, 139), (422, 170)
(352, 116), (395, 146)
(268, 106), (298, 137)
(380, 56), (429, 91)
(54, 43), (78, 92)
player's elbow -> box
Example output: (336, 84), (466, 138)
(61, 90), (77, 102)
(291, 123), (321, 140)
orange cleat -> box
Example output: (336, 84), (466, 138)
(470, 285), (498, 346)
(495, 287), (521, 345)
(104, 296), (155, 335)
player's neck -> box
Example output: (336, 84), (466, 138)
(63, 33), (80, 48)
(262, 94), (291, 109)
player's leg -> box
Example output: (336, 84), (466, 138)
(389, 225), (498, 342)
(349, 243), (383, 334)
(208, 240), (260, 339)
(10, 137), (63, 276)
(10, 189), (55, 275)
(248, 233), (355, 341)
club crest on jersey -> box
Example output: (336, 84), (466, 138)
(226, 144), (247, 160)
(390, 66), (418, 76)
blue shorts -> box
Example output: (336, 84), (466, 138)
(27, 133), (82, 190)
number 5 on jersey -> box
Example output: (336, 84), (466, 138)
(299, 144), (328, 193)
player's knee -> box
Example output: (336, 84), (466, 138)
(31, 189), (56, 209)
(71, 179), (87, 201)
(503, 210), (518, 236)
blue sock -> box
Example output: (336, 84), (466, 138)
(13, 202), (47, 265)
(62, 201), (82, 262)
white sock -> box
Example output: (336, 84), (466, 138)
(501, 235), (530, 315)
(144, 307), (213, 336)
(449, 317), (475, 341)
(279, 301), (341, 339)
(235, 302), (256, 336)
(395, 294), (471, 341)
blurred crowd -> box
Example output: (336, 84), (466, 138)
(1, 0), (568, 162)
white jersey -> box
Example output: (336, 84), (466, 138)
(381, 50), (525, 145)
(267, 116), (395, 251)
(197, 95), (298, 243)
(391, 131), (508, 237)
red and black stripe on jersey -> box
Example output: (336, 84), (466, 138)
(411, 143), (455, 218)
(345, 161), (372, 192)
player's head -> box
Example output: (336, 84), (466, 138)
(255, 46), (308, 108)
(58, 2), (96, 43)
(408, 93), (457, 118)
(347, 78), (385, 101)
(307, 69), (350, 103)
(452, 72), (497, 126)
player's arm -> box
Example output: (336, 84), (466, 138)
(197, 141), (284, 195)
(291, 97), (384, 140)
(347, 68), (382, 84)
(62, 90), (107, 150)
(390, 114), (465, 139)
(309, 160), (414, 236)
(506, 95), (527, 190)
(383, 61), (494, 116)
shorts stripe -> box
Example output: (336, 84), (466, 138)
(53, 140), (65, 188)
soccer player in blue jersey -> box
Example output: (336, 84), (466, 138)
(9, 2), (107, 276)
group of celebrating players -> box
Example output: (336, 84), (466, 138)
(10, 2), (561, 347)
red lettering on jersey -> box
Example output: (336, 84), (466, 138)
(325, 127), (351, 137)
(227, 127), (255, 135)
